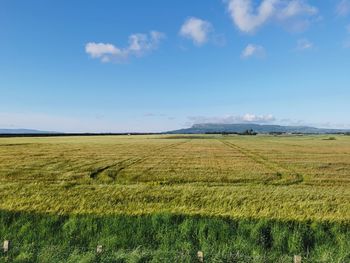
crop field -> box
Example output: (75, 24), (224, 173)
(0, 134), (349, 262)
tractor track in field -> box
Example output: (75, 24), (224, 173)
(131, 140), (195, 182)
(90, 140), (191, 182)
(0, 140), (191, 185)
(127, 140), (192, 182)
(219, 139), (304, 185)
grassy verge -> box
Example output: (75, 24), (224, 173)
(1, 211), (349, 262)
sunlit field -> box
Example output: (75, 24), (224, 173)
(1, 134), (349, 221)
(0, 135), (349, 262)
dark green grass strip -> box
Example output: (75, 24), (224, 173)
(0, 211), (349, 262)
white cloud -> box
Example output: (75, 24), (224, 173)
(85, 31), (165, 63)
(226, 0), (318, 33)
(179, 17), (213, 45)
(188, 114), (276, 124)
(227, 0), (277, 33)
(279, 118), (350, 129)
(336, 0), (350, 17)
(128, 31), (164, 54)
(85, 43), (125, 62)
(242, 113), (275, 122)
(296, 38), (313, 50)
(241, 44), (266, 58)
(277, 0), (317, 19)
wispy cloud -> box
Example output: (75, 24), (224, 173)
(336, 0), (350, 17)
(296, 38), (314, 50)
(0, 112), (178, 133)
(0, 112), (95, 133)
(241, 44), (266, 58)
(279, 118), (350, 129)
(343, 38), (350, 48)
(144, 113), (167, 117)
(179, 17), (213, 46)
(226, 0), (318, 33)
(342, 24), (350, 48)
(85, 31), (165, 63)
(188, 114), (276, 125)
(187, 115), (350, 129)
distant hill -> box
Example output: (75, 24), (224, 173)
(0, 129), (59, 134)
(167, 123), (349, 134)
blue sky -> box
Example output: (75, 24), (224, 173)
(1, 0), (350, 132)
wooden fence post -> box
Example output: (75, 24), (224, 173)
(197, 251), (204, 262)
(96, 245), (103, 254)
(3, 240), (9, 253)
(294, 255), (302, 263)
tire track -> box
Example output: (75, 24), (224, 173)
(90, 140), (190, 182)
(219, 139), (304, 185)
(134, 139), (196, 183)
(126, 140), (191, 182)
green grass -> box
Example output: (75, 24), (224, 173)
(1, 212), (349, 262)
(0, 134), (349, 262)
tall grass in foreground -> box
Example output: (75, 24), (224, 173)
(1, 211), (349, 262)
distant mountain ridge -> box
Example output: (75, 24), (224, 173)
(167, 123), (349, 134)
(1, 124), (349, 135)
(0, 129), (59, 134)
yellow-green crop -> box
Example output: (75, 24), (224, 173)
(0, 134), (349, 222)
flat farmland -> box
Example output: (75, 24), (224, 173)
(0, 134), (349, 221)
